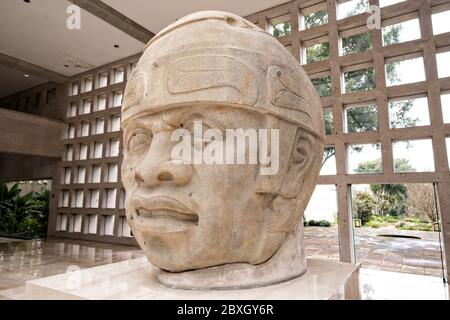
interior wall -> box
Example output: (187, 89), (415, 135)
(0, 81), (65, 120)
(0, 153), (57, 182)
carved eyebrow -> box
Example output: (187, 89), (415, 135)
(134, 117), (153, 130)
(180, 114), (226, 132)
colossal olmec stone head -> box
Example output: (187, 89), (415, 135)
(121, 11), (324, 289)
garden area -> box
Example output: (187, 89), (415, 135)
(0, 182), (50, 239)
(353, 182), (439, 232)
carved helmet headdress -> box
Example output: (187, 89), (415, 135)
(122, 11), (323, 141)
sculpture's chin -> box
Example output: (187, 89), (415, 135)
(147, 250), (241, 273)
(155, 222), (306, 290)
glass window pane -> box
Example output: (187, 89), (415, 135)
(106, 189), (117, 209)
(379, 0), (405, 7)
(337, 0), (369, 20)
(303, 9), (329, 29)
(83, 77), (93, 93)
(304, 185), (338, 224)
(112, 91), (123, 108)
(304, 42), (330, 64)
(389, 96), (430, 129)
(304, 185), (339, 261)
(311, 75), (332, 97)
(110, 114), (121, 132)
(96, 95), (106, 111)
(341, 32), (372, 55)
(97, 72), (108, 88)
(348, 143), (382, 174)
(345, 103), (378, 133)
(320, 147), (337, 175)
(441, 93), (450, 124)
(324, 107), (334, 135)
(95, 118), (105, 135)
(79, 144), (88, 160)
(114, 67), (124, 84)
(385, 57), (426, 87)
(269, 21), (292, 38)
(92, 165), (101, 183)
(344, 67), (376, 93)
(437, 51), (450, 78)
(382, 18), (421, 46)
(432, 10), (450, 35)
(392, 139), (435, 172)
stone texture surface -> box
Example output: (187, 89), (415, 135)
(22, 257), (359, 300)
(120, 11), (324, 289)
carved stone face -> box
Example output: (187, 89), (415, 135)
(122, 105), (291, 272)
(120, 11), (324, 274)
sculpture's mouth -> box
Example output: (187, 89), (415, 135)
(136, 208), (198, 222)
(131, 196), (198, 233)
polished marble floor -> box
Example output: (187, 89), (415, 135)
(0, 237), (144, 299)
(0, 237), (448, 300)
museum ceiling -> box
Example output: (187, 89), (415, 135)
(0, 0), (288, 99)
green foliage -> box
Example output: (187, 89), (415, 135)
(0, 182), (49, 238)
(355, 191), (376, 224)
(312, 76), (332, 97)
(322, 146), (335, 167)
(342, 32), (372, 55)
(353, 159), (413, 216)
(304, 9), (328, 29)
(372, 183), (406, 216)
(354, 158), (382, 174)
(272, 22), (292, 38)
(354, 158), (415, 174)
(305, 219), (332, 227)
(389, 99), (419, 129)
(306, 42), (330, 64)
(345, 0), (370, 18)
(324, 109), (334, 135)
(303, 1), (416, 170)
(396, 220), (433, 232)
(344, 68), (376, 92)
(346, 104), (378, 132)
(364, 220), (382, 228)
(383, 25), (402, 46)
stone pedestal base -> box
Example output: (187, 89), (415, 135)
(24, 257), (360, 299)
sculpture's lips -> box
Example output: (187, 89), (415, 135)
(136, 208), (198, 222)
(132, 196), (198, 230)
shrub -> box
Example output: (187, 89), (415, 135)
(396, 221), (433, 232)
(365, 220), (382, 228)
(0, 182), (49, 238)
(305, 220), (332, 227)
(355, 191), (376, 224)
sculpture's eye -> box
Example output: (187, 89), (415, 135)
(127, 129), (151, 152)
(182, 119), (213, 149)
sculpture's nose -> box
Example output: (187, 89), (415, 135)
(134, 132), (193, 188)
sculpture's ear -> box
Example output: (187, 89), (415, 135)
(279, 129), (318, 198)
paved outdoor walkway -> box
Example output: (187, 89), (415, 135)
(304, 226), (445, 277)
